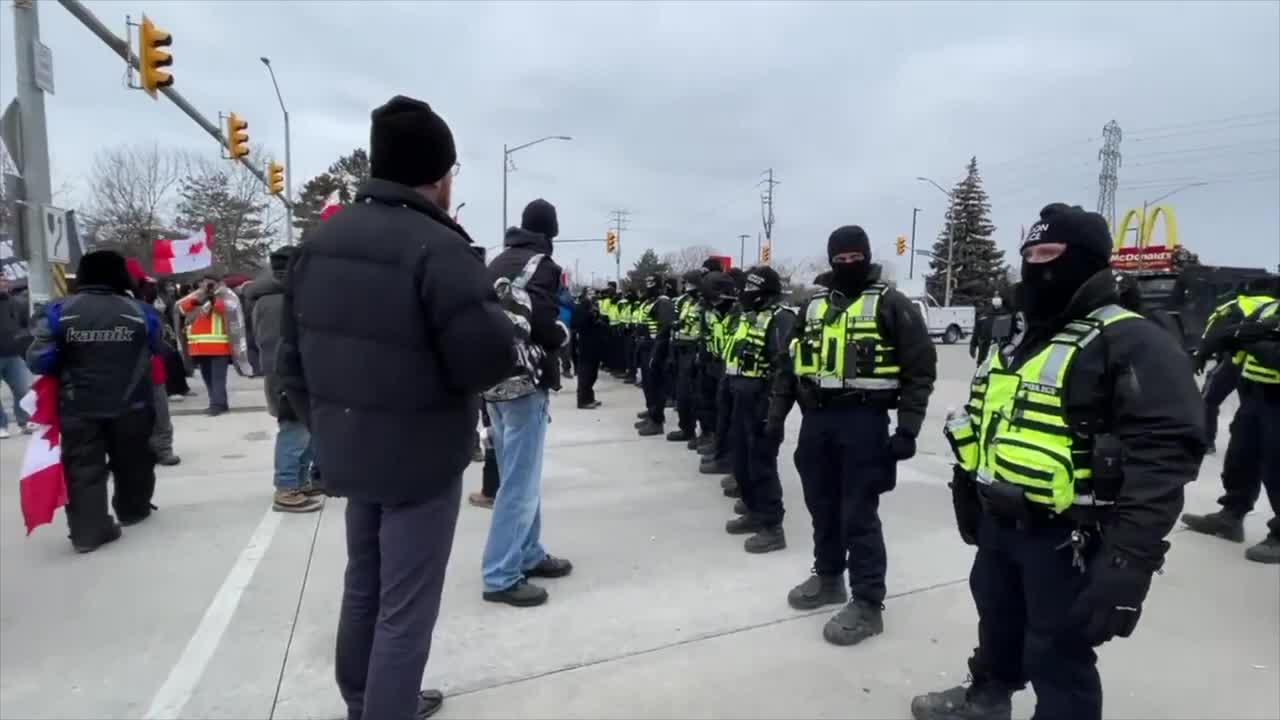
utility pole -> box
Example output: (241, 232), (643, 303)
(758, 168), (779, 256)
(909, 207), (920, 279)
(11, 0), (55, 306)
(737, 234), (749, 269)
(609, 209), (630, 284)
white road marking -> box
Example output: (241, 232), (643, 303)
(144, 508), (283, 720)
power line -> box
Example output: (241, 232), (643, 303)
(1130, 117), (1280, 143)
(1125, 109), (1280, 137)
(1127, 138), (1280, 160)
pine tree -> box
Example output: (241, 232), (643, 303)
(293, 148), (371, 239)
(626, 249), (671, 289)
(923, 157), (1007, 307)
(174, 168), (273, 273)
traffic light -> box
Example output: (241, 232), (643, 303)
(138, 15), (174, 98)
(225, 113), (249, 159)
(896, 235), (907, 256)
(267, 161), (285, 195)
(761, 245), (771, 263)
(605, 230), (617, 254)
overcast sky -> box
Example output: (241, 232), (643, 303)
(3, 0), (1278, 290)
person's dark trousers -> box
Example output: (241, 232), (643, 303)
(61, 408), (157, 540)
(968, 513), (1100, 720)
(623, 332), (637, 381)
(576, 335), (601, 407)
(1218, 384), (1264, 516)
(149, 384), (174, 458)
(195, 355), (230, 411)
(1202, 359), (1240, 447)
(728, 378), (783, 526)
(1250, 390), (1280, 539)
(638, 340), (665, 422)
(335, 477), (462, 720)
(674, 344), (698, 435)
(713, 375), (734, 462)
(163, 347), (190, 396)
(793, 402), (892, 602)
(697, 361), (720, 438)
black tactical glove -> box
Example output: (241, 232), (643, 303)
(887, 429), (916, 461)
(948, 466), (980, 546)
(1071, 546), (1158, 647)
(1222, 322), (1277, 351)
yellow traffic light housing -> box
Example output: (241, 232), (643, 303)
(267, 161), (285, 195)
(138, 15), (174, 98)
(605, 230), (617, 254)
(896, 235), (907, 256)
(226, 113), (250, 159)
(761, 245), (771, 263)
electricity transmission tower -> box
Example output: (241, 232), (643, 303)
(609, 209), (630, 283)
(758, 168), (779, 256)
(1096, 120), (1123, 229)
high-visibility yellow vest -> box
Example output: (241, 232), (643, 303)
(598, 297), (615, 325)
(948, 304), (1142, 514)
(725, 306), (783, 378)
(791, 285), (899, 392)
(620, 301), (635, 326)
(1240, 300), (1279, 385)
(675, 295), (701, 342)
(704, 307), (728, 357)
(1205, 294), (1275, 365)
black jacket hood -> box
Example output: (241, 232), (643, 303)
(504, 226), (553, 255)
(244, 269), (283, 303)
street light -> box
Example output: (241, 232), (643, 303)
(503, 135), (572, 235)
(260, 56), (293, 244)
(917, 176), (959, 306)
(1132, 181), (1208, 271)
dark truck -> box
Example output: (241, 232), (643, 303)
(1127, 262), (1278, 355)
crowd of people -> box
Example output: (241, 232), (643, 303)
(7, 90), (1279, 720)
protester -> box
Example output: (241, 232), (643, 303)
(278, 94), (515, 720)
(572, 287), (605, 409)
(558, 285), (575, 379)
(0, 274), (34, 439)
(26, 250), (164, 552)
(127, 259), (181, 467)
(248, 247), (322, 513)
(156, 279), (193, 400)
(179, 275), (234, 415)
(481, 198), (573, 608)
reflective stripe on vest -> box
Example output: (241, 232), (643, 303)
(968, 304), (1141, 514)
(188, 311), (227, 344)
(639, 297), (666, 336)
(703, 308), (727, 356)
(726, 307), (779, 378)
(675, 295), (701, 342)
(791, 285), (900, 391)
(1240, 300), (1280, 385)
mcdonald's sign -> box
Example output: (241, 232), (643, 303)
(1112, 204), (1180, 271)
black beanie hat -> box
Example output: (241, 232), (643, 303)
(369, 95), (457, 187)
(521, 199), (559, 239)
(702, 258), (723, 273)
(744, 265), (782, 295)
(727, 267), (748, 292)
(1021, 203), (1112, 263)
(77, 250), (132, 294)
(828, 225), (872, 263)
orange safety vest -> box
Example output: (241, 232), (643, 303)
(178, 294), (231, 357)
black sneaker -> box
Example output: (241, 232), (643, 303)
(482, 578), (548, 607)
(823, 597), (884, 646)
(1245, 536), (1280, 564)
(667, 429), (691, 442)
(745, 526), (786, 554)
(1181, 510), (1246, 543)
(725, 515), (763, 535)
(72, 522), (123, 554)
(909, 683), (1013, 720)
(733, 499), (748, 515)
(525, 554), (574, 579)
(637, 420), (664, 436)
(417, 689), (445, 719)
(788, 574), (848, 610)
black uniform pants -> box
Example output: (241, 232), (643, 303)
(638, 340), (665, 422)
(673, 344), (698, 434)
(794, 403), (893, 603)
(60, 408), (156, 540)
(336, 478), (462, 720)
(729, 378), (783, 526)
(1218, 385), (1267, 517)
(576, 333), (601, 406)
(623, 331), (638, 381)
(1202, 360), (1240, 446)
(697, 359), (721, 438)
(713, 375), (734, 462)
(969, 514), (1100, 720)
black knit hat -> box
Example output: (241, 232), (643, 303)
(828, 225), (871, 263)
(702, 258), (724, 273)
(369, 95), (457, 187)
(744, 265), (782, 295)
(77, 250), (132, 294)
(1021, 203), (1112, 263)
(521, 199), (559, 239)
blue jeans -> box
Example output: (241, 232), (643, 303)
(0, 354), (32, 428)
(482, 390), (550, 592)
(273, 419), (313, 490)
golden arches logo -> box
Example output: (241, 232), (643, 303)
(1113, 204), (1180, 251)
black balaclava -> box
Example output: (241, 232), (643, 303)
(602, 281), (617, 299)
(827, 225), (873, 294)
(702, 258), (724, 273)
(727, 268), (748, 295)
(702, 271), (737, 312)
(741, 265), (781, 311)
(1020, 203), (1112, 324)
(269, 246), (295, 283)
(644, 274), (663, 299)
(682, 270), (703, 296)
(625, 289), (638, 303)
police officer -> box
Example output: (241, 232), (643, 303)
(635, 275), (675, 436)
(26, 250), (165, 553)
(1190, 279), (1275, 454)
(596, 282), (618, 375)
(912, 204), (1205, 720)
(572, 287), (605, 409)
(769, 226), (936, 646)
(970, 287), (1016, 364)
(668, 270), (706, 445)
(721, 266), (795, 553)
(1183, 280), (1280, 564)
(698, 272), (740, 496)
(702, 268), (747, 482)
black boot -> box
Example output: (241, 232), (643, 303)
(636, 410), (649, 419)
(725, 515), (762, 535)
(910, 660), (1014, 720)
(700, 457), (731, 475)
(720, 475), (737, 490)
(744, 525), (786, 554)
(637, 419), (664, 436)
(686, 435), (700, 451)
(1181, 509), (1246, 543)
(666, 429), (691, 442)
(1245, 535), (1280, 564)
(72, 522), (123, 554)
(787, 573), (848, 610)
(722, 483), (741, 498)
(822, 597), (884, 646)
(733, 499), (748, 515)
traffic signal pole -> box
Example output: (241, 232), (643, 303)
(56, 0), (292, 210)
(11, 0), (55, 305)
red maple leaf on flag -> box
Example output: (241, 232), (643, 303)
(187, 241), (205, 256)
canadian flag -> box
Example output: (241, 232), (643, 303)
(153, 225), (214, 275)
(19, 376), (67, 536)
(319, 189), (343, 221)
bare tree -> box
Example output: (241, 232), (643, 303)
(771, 255), (829, 288)
(174, 150), (279, 272)
(661, 244), (720, 274)
(83, 145), (191, 257)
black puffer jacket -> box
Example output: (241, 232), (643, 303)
(488, 227), (568, 390)
(278, 179), (516, 505)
